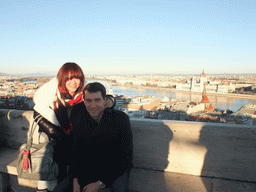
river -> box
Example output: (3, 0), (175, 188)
(29, 79), (256, 112)
(101, 83), (256, 112)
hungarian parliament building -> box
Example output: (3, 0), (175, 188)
(176, 71), (236, 94)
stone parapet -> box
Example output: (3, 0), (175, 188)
(0, 109), (256, 185)
(131, 119), (256, 182)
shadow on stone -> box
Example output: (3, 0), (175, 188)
(129, 119), (173, 191)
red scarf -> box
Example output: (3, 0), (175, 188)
(54, 87), (83, 135)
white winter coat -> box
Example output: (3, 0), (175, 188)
(33, 77), (61, 127)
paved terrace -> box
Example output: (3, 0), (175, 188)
(0, 109), (256, 192)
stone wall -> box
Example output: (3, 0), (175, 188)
(0, 109), (31, 149)
(1, 109), (256, 183)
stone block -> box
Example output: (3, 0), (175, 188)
(129, 168), (212, 192)
(9, 175), (36, 192)
(212, 178), (256, 192)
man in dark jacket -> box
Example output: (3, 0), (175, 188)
(69, 82), (133, 192)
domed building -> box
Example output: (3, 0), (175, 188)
(201, 70), (206, 77)
(200, 70), (207, 85)
(176, 71), (207, 92)
(191, 70), (208, 92)
(176, 70), (236, 93)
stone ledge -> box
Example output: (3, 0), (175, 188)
(2, 109), (256, 191)
(2, 109), (256, 181)
(2, 147), (256, 192)
(0, 147), (17, 175)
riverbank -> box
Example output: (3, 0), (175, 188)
(114, 84), (256, 100)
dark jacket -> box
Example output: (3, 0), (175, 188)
(69, 102), (133, 187)
(34, 95), (116, 141)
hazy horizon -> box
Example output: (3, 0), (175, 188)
(1, 71), (256, 77)
(1, 0), (255, 75)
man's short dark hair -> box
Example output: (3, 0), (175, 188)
(83, 82), (106, 99)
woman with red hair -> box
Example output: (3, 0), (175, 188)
(33, 62), (114, 192)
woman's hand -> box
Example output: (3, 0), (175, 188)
(104, 95), (115, 109)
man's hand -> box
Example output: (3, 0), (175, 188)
(73, 178), (80, 192)
(82, 181), (100, 192)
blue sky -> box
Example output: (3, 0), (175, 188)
(1, 0), (255, 75)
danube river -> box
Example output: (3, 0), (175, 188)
(32, 79), (256, 112)
(104, 84), (256, 112)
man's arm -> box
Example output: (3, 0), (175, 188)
(118, 113), (133, 171)
(99, 111), (133, 186)
(82, 181), (100, 192)
(69, 102), (85, 179)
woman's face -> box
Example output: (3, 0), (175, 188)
(65, 74), (80, 96)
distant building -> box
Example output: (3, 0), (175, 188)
(162, 96), (170, 102)
(119, 103), (160, 116)
(0, 96), (34, 110)
(201, 95), (214, 111)
(114, 95), (127, 108)
(176, 71), (235, 93)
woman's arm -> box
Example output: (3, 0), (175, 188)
(33, 77), (60, 126)
(34, 110), (63, 141)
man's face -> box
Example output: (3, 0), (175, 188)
(83, 91), (106, 122)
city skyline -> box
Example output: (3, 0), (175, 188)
(1, 0), (256, 75)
